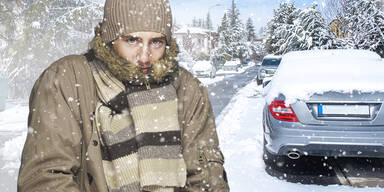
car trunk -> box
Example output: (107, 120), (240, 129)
(291, 91), (384, 126)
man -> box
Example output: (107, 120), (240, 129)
(18, 0), (229, 192)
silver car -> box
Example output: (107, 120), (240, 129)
(256, 55), (282, 85)
(192, 60), (216, 78)
(263, 49), (384, 164)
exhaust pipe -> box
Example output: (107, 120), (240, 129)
(287, 151), (301, 159)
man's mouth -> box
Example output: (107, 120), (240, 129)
(141, 67), (150, 74)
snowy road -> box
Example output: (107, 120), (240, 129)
(206, 65), (259, 118)
(1, 66), (384, 191)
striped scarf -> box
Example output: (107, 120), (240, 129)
(91, 60), (187, 192)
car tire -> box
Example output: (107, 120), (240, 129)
(257, 78), (262, 85)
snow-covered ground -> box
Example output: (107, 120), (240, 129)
(216, 62), (256, 76)
(198, 75), (226, 86)
(1, 74), (384, 191)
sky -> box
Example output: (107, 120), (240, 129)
(92, 0), (325, 32)
(169, 0), (322, 31)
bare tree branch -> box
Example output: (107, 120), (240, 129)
(0, 33), (8, 41)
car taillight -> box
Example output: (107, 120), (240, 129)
(269, 100), (299, 122)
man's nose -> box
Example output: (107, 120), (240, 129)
(138, 45), (150, 65)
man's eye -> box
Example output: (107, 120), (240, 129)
(126, 38), (137, 44)
(152, 40), (164, 47)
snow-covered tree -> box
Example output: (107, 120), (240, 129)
(265, 3), (338, 54)
(192, 18), (198, 27)
(213, 12), (231, 66)
(224, 0), (248, 60)
(265, 3), (299, 54)
(246, 18), (256, 42)
(1, 0), (103, 98)
(213, 0), (249, 64)
(206, 12), (213, 30)
(320, 0), (348, 23)
(247, 41), (267, 61)
(229, 0), (240, 28)
(298, 4), (333, 50)
(273, 17), (304, 54)
(218, 13), (229, 35)
(228, 21), (248, 60)
(344, 0), (384, 57)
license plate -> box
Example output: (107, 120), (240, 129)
(318, 104), (370, 117)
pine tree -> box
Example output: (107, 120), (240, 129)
(213, 1), (249, 63)
(299, 4), (333, 50)
(229, 0), (240, 28)
(265, 3), (299, 54)
(218, 13), (228, 34)
(229, 20), (248, 59)
(198, 18), (204, 28)
(246, 17), (256, 42)
(225, 0), (248, 59)
(214, 12), (230, 64)
(206, 12), (213, 30)
(192, 17), (198, 27)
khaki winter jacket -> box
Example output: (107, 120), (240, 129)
(17, 55), (229, 192)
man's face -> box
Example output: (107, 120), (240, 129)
(113, 31), (166, 74)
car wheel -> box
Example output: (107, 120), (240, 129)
(257, 78), (262, 85)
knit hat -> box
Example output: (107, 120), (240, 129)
(101, 0), (173, 43)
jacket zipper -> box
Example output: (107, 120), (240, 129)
(145, 79), (151, 90)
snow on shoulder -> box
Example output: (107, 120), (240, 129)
(264, 49), (384, 105)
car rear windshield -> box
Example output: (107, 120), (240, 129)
(262, 58), (281, 66)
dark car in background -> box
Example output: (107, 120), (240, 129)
(256, 55), (282, 85)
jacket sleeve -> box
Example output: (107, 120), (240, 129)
(178, 70), (230, 192)
(18, 58), (83, 192)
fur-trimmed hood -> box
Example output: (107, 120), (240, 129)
(88, 27), (179, 86)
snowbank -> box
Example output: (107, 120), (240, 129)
(264, 49), (384, 105)
(0, 105), (28, 132)
(192, 60), (212, 71)
(0, 132), (27, 170)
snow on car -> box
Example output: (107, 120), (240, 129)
(222, 59), (241, 71)
(192, 60), (216, 78)
(264, 49), (384, 105)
